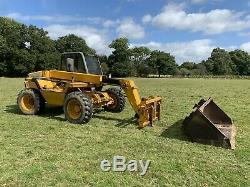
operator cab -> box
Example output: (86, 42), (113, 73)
(60, 52), (103, 75)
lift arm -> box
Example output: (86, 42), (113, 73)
(103, 78), (161, 128)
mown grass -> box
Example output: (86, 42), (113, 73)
(0, 77), (249, 186)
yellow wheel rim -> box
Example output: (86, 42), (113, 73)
(67, 99), (82, 119)
(20, 94), (35, 112)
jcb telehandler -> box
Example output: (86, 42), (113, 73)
(17, 52), (161, 128)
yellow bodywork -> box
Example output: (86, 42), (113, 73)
(25, 70), (161, 128)
(26, 70), (103, 106)
(29, 70), (102, 84)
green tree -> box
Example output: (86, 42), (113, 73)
(110, 61), (134, 77)
(109, 37), (130, 63)
(27, 25), (60, 71)
(100, 63), (109, 75)
(56, 34), (95, 55)
(179, 68), (191, 76)
(179, 61), (195, 70)
(108, 38), (134, 77)
(0, 17), (61, 76)
(192, 63), (207, 75)
(130, 47), (151, 62)
(0, 17), (27, 49)
(148, 50), (177, 77)
(203, 48), (236, 75)
(98, 55), (109, 75)
(130, 46), (151, 77)
(0, 35), (8, 76)
(98, 55), (109, 65)
(10, 49), (36, 76)
(202, 59), (213, 74)
(229, 49), (250, 75)
(0, 18), (27, 76)
(136, 62), (151, 77)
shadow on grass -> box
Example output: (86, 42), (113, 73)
(40, 106), (65, 121)
(5, 104), (65, 122)
(5, 104), (20, 114)
(93, 114), (137, 128)
(161, 119), (189, 142)
(161, 119), (232, 148)
(5, 104), (137, 127)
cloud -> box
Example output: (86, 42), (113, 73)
(145, 3), (250, 35)
(5, 12), (115, 26)
(45, 24), (112, 55)
(132, 39), (215, 63)
(5, 12), (146, 40)
(191, 0), (224, 5)
(132, 39), (250, 63)
(142, 15), (152, 23)
(116, 18), (145, 39)
(85, 17), (103, 24)
(191, 0), (206, 4)
(102, 19), (117, 28)
(6, 12), (83, 23)
(4, 12), (147, 51)
(240, 42), (250, 53)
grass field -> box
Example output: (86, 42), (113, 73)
(0, 77), (249, 186)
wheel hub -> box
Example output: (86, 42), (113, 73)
(21, 94), (35, 111)
(67, 99), (82, 119)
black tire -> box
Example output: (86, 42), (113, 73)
(134, 113), (139, 119)
(95, 86), (103, 91)
(17, 89), (45, 115)
(104, 87), (126, 113)
(64, 91), (93, 124)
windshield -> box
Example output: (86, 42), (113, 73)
(60, 53), (86, 73)
(85, 55), (102, 75)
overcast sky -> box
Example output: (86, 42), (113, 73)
(1, 0), (250, 63)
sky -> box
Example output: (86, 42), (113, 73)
(1, 0), (250, 63)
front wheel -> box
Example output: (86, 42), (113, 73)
(104, 87), (126, 113)
(64, 92), (93, 124)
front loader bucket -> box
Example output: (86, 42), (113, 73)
(137, 96), (161, 128)
(183, 98), (236, 149)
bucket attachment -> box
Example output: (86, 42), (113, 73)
(183, 98), (236, 149)
(137, 96), (161, 128)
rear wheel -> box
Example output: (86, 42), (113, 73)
(64, 92), (93, 124)
(17, 89), (45, 115)
(104, 87), (126, 113)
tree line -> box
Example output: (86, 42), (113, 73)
(0, 17), (94, 77)
(0, 17), (250, 77)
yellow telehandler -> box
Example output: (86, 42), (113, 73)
(17, 52), (161, 128)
